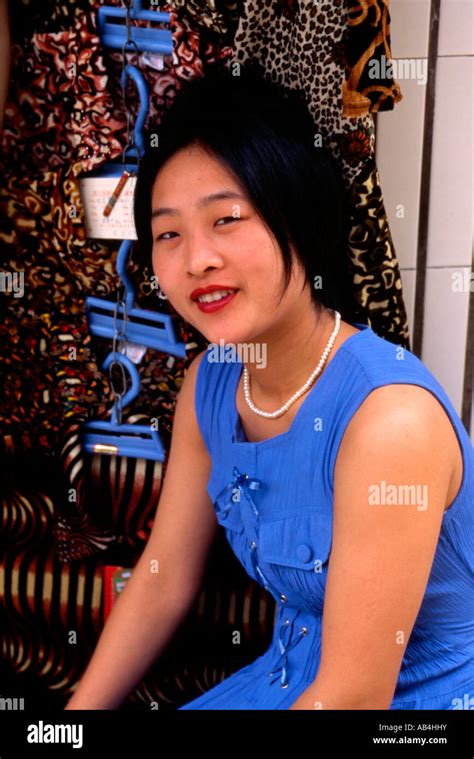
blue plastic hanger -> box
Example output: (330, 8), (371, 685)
(81, 352), (165, 460)
(86, 240), (186, 358)
(121, 64), (148, 156)
(85, 64), (149, 180)
(81, 5), (182, 461)
(83, 1), (172, 181)
(97, 0), (173, 56)
(83, 67), (183, 352)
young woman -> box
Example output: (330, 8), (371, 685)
(66, 64), (474, 711)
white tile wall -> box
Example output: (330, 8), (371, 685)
(438, 0), (474, 56)
(421, 266), (471, 413)
(376, 74), (427, 270)
(426, 56), (473, 268)
(376, 0), (473, 438)
(390, 0), (431, 58)
(421, 15), (473, 436)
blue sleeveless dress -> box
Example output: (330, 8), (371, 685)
(178, 323), (474, 710)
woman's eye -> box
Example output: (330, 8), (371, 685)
(155, 217), (240, 241)
(215, 216), (239, 226)
(155, 231), (178, 241)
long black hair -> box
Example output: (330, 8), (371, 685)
(133, 61), (356, 318)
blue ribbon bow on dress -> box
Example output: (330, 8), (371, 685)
(215, 465), (308, 689)
(215, 465), (262, 519)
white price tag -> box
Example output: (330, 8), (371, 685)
(120, 342), (147, 365)
(78, 175), (138, 240)
(142, 51), (166, 71)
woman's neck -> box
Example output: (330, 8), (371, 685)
(243, 305), (338, 407)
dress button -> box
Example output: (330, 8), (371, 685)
(280, 594), (287, 603)
(250, 540), (257, 549)
(296, 543), (313, 563)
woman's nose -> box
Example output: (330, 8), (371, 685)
(183, 233), (224, 276)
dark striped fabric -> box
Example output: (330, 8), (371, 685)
(1, 460), (276, 705)
(52, 416), (166, 564)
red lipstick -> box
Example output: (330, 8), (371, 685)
(190, 284), (240, 314)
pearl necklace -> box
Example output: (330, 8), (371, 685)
(243, 309), (341, 419)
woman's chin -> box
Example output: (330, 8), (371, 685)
(180, 306), (256, 347)
(202, 333), (239, 346)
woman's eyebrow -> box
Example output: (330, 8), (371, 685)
(151, 191), (246, 220)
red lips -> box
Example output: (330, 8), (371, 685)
(190, 284), (239, 301)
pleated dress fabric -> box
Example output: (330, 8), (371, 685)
(178, 323), (474, 710)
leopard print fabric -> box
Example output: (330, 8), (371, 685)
(232, 0), (410, 347)
(172, 0), (244, 40)
(0, 3), (230, 455)
(343, 0), (404, 116)
(233, 0), (375, 185)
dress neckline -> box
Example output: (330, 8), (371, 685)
(231, 323), (372, 447)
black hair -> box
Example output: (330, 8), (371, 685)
(133, 61), (356, 318)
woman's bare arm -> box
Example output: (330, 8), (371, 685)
(66, 349), (218, 709)
(289, 383), (459, 709)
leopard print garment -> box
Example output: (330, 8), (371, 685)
(343, 0), (404, 116)
(232, 0), (410, 348)
(172, 0), (244, 40)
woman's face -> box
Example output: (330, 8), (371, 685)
(150, 143), (309, 345)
